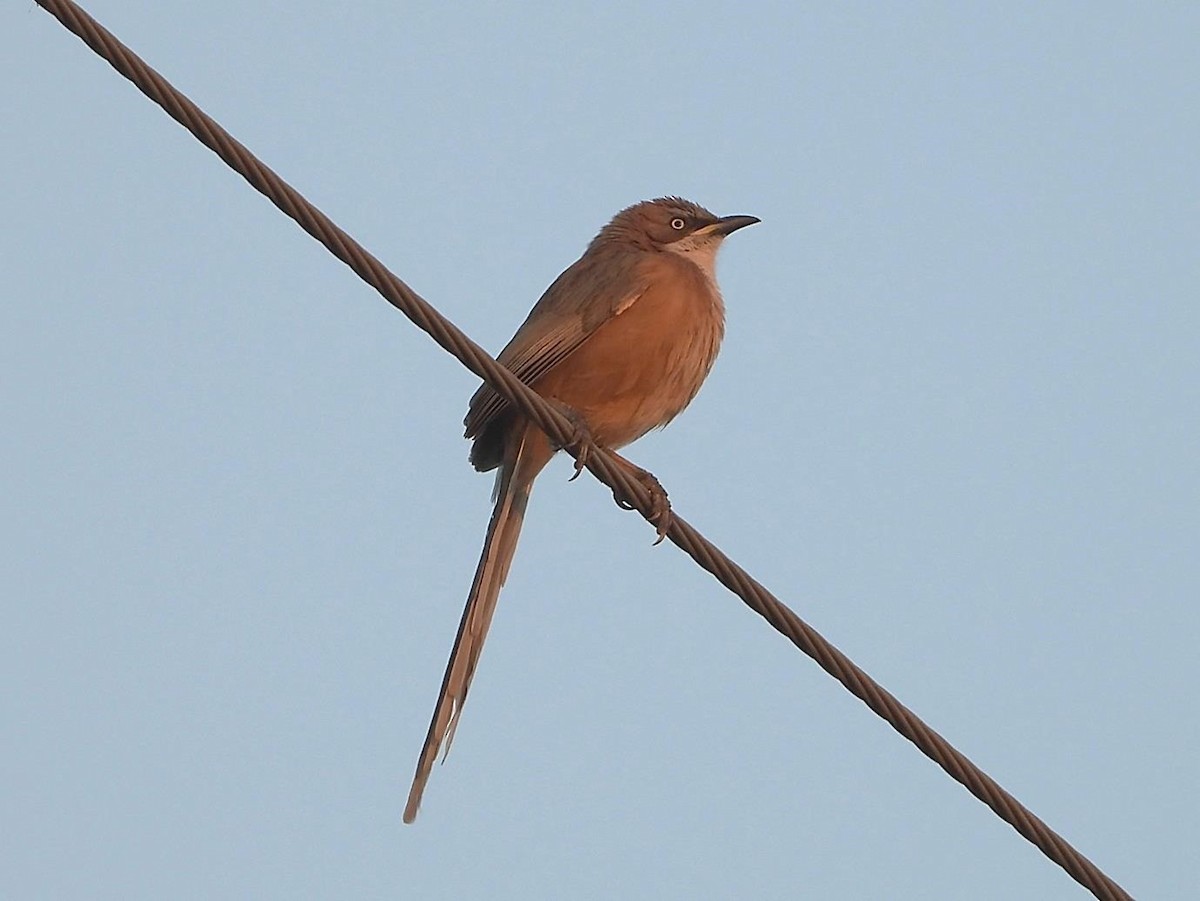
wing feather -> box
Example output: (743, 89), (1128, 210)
(465, 248), (647, 438)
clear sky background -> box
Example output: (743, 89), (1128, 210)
(4, 3), (1196, 899)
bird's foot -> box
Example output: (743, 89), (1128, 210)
(548, 402), (595, 481)
(611, 454), (672, 544)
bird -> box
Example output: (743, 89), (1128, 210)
(404, 196), (758, 822)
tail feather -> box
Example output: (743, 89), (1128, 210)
(403, 430), (541, 823)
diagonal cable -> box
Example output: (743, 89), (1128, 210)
(33, 2), (1132, 898)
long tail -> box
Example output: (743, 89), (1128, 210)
(403, 430), (542, 823)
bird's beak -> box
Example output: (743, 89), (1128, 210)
(704, 214), (761, 237)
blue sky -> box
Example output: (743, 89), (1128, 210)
(4, 3), (1197, 898)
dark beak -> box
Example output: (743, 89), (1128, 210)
(711, 214), (761, 236)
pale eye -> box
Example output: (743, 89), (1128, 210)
(670, 217), (686, 230)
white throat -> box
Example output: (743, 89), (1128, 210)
(664, 234), (724, 294)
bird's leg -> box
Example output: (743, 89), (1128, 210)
(544, 402), (671, 542)
(546, 401), (596, 481)
(608, 451), (672, 544)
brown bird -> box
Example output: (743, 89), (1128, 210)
(404, 197), (758, 822)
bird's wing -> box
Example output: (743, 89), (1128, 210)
(464, 248), (647, 438)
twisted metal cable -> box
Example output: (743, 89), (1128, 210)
(34, 2), (1132, 898)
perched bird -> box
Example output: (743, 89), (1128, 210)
(404, 197), (758, 822)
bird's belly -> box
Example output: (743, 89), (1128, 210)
(532, 282), (723, 449)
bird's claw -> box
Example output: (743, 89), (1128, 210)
(645, 476), (672, 545)
(613, 463), (671, 544)
(569, 445), (589, 482)
(550, 402), (593, 482)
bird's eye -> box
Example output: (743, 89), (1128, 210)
(670, 217), (686, 230)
